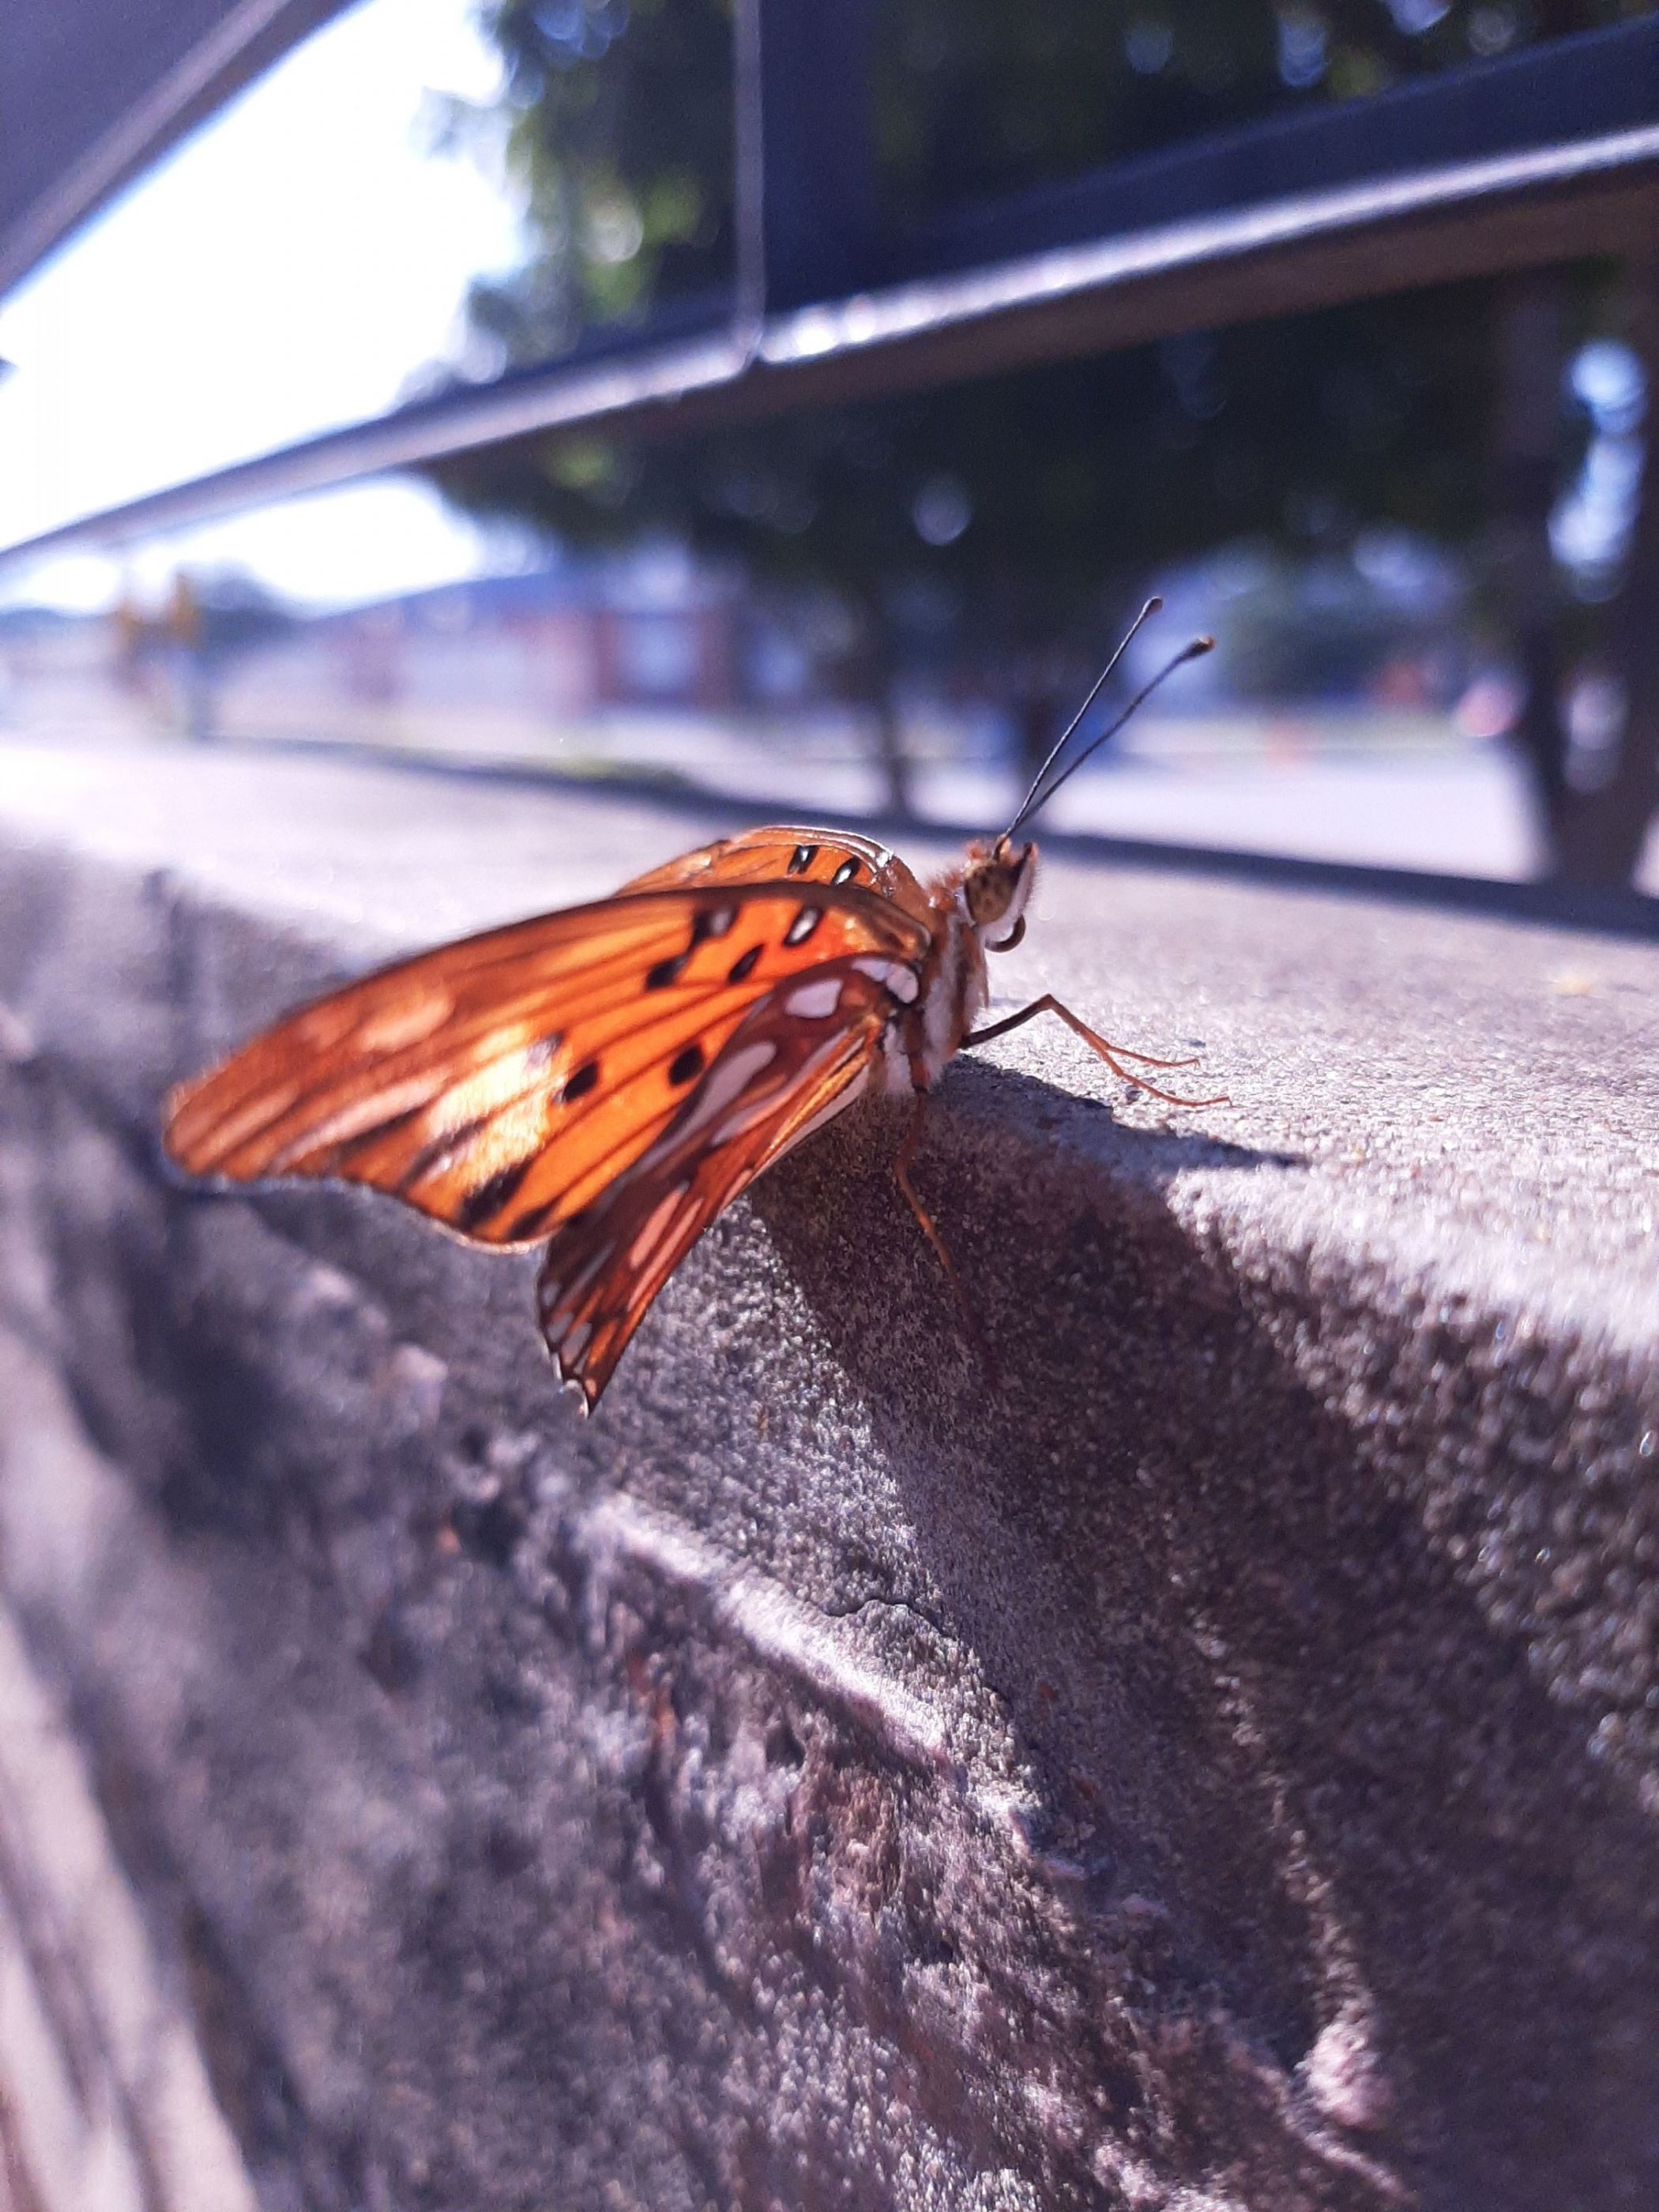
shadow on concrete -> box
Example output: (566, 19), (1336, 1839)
(228, 734), (1659, 945)
(750, 1054), (1659, 2212)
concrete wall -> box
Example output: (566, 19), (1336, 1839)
(0, 737), (1655, 2210)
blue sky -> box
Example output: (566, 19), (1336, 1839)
(0, 0), (532, 611)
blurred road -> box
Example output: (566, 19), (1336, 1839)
(7, 662), (1652, 889)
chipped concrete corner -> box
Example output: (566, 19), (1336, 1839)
(0, 739), (1656, 2211)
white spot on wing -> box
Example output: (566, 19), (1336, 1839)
(440, 1043), (553, 1125)
(852, 956), (919, 1004)
(193, 1080), (303, 1160)
(355, 989), (454, 1055)
(628, 1184), (690, 1270)
(709, 1096), (784, 1149)
(784, 976), (844, 1020)
(674, 1040), (777, 1143)
(273, 1071), (446, 1166)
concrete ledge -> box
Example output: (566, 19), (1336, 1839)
(0, 736), (1656, 2210)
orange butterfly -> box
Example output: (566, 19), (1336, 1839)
(164, 613), (1217, 1409)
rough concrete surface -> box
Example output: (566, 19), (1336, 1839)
(0, 734), (1655, 2212)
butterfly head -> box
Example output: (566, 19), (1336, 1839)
(961, 833), (1036, 953)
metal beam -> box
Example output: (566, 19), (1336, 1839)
(752, 0), (878, 313)
(6, 109), (1656, 569)
(897, 11), (1659, 281)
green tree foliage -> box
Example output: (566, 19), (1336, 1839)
(446, 0), (735, 363)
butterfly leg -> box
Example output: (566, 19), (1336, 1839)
(894, 1095), (1000, 1384)
(964, 995), (1227, 1108)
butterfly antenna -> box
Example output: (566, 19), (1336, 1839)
(1003, 616), (1215, 841)
(1001, 599), (1161, 843)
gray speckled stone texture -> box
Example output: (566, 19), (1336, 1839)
(0, 736), (1655, 2211)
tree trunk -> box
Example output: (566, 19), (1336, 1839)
(1013, 687), (1070, 792)
(845, 591), (912, 821)
(1552, 250), (1659, 886)
(870, 683), (913, 821)
(1489, 271), (1571, 871)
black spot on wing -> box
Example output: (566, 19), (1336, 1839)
(728, 945), (762, 984)
(668, 1043), (705, 1087)
(456, 1155), (534, 1232)
(646, 907), (738, 991)
(561, 1060), (600, 1104)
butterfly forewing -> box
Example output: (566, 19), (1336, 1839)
(164, 881), (926, 1261)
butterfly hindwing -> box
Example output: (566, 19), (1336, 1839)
(163, 881), (926, 1258)
(536, 956), (897, 1405)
